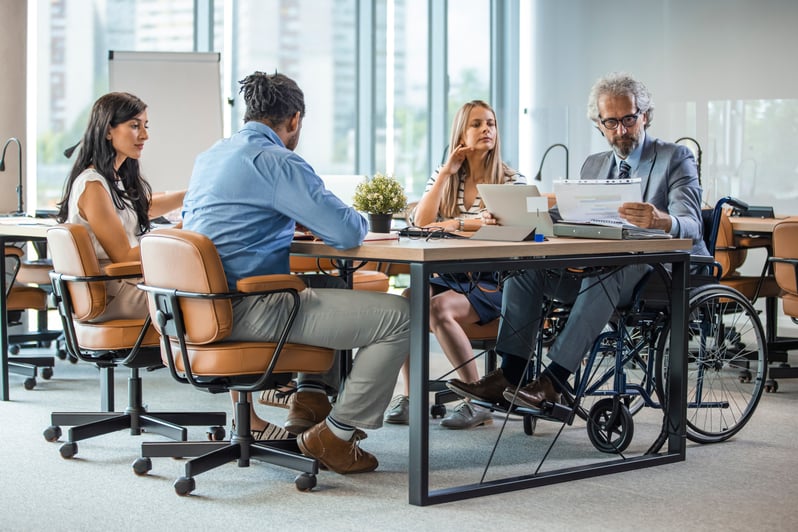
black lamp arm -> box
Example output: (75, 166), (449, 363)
(534, 143), (569, 181)
(675, 136), (702, 187)
(0, 137), (24, 215)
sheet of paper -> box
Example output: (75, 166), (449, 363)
(554, 179), (642, 223)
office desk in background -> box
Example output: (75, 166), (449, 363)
(728, 215), (787, 236)
(729, 214), (798, 386)
(291, 235), (692, 506)
(1, 217), (55, 401)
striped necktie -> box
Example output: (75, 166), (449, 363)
(618, 160), (631, 180)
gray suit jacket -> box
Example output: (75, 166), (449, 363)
(578, 134), (709, 256)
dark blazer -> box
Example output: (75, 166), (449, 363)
(578, 134), (709, 256)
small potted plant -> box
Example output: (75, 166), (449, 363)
(352, 172), (408, 232)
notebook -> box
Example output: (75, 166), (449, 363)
(552, 179), (670, 239)
(475, 184), (554, 238)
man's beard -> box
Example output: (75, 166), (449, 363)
(610, 133), (640, 158)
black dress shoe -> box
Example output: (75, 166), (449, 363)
(502, 375), (561, 409)
(447, 369), (511, 407)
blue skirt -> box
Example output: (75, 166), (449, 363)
(429, 272), (503, 325)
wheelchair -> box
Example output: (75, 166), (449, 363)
(471, 261), (767, 455)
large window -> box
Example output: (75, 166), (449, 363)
(33, 0), (197, 210)
(228, 0), (358, 175)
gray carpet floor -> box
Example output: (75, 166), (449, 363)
(2, 321), (798, 532)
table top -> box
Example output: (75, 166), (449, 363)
(0, 216), (56, 239)
(291, 235), (693, 263)
(728, 216), (791, 234)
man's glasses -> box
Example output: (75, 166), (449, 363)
(599, 109), (641, 130)
(398, 226), (466, 241)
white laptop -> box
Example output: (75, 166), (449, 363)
(476, 183), (554, 237)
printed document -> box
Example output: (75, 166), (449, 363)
(554, 179), (641, 225)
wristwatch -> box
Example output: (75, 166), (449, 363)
(458, 218), (465, 231)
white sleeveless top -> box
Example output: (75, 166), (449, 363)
(66, 168), (140, 261)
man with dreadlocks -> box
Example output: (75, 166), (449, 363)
(182, 71), (409, 474)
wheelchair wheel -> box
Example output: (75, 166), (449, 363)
(656, 284), (766, 444)
(586, 398), (634, 453)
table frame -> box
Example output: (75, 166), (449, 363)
(1, 220), (51, 401)
(291, 237), (690, 506)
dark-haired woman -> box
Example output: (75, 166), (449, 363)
(57, 92), (184, 319)
(57, 92), (289, 440)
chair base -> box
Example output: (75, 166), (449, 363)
(135, 396), (320, 495)
(8, 357), (55, 390)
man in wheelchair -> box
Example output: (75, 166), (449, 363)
(448, 72), (708, 412)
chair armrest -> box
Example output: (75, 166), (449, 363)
(4, 246), (24, 258)
(104, 261), (142, 277)
(236, 274), (307, 293)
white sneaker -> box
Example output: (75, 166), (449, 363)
(440, 401), (493, 430)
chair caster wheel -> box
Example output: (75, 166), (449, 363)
(42, 367), (53, 380)
(174, 476), (195, 496)
(765, 379), (779, 393)
(24, 377), (36, 390)
(56, 349), (67, 360)
(69, 354), (79, 364)
(206, 426), (226, 441)
(430, 404), (447, 418)
(43, 425), (62, 442)
(9, 344), (20, 355)
(523, 415), (537, 436)
(132, 457), (152, 476)
(295, 473), (316, 492)
(59, 442), (78, 459)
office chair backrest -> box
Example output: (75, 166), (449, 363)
(772, 217), (798, 299)
(139, 228), (233, 345)
(46, 224), (107, 321)
(4, 246), (22, 297)
(702, 197), (748, 279)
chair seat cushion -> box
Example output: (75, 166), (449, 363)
(75, 319), (160, 350)
(783, 293), (798, 317)
(168, 340), (335, 377)
(7, 285), (48, 311)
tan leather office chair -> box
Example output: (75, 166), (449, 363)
(4, 246), (56, 389)
(290, 255), (390, 292)
(765, 216), (798, 392)
(134, 228), (335, 495)
(43, 224), (226, 459)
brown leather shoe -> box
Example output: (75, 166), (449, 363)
(284, 392), (332, 435)
(502, 375), (561, 409)
(297, 422), (378, 474)
(446, 369), (511, 407)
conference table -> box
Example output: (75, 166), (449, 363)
(291, 234), (692, 506)
(1, 216), (56, 401)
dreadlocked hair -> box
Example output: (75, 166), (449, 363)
(239, 71), (306, 125)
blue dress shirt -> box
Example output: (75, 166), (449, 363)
(182, 121), (367, 289)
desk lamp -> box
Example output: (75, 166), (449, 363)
(534, 143), (569, 181)
(675, 136), (703, 187)
(1, 137), (24, 215)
